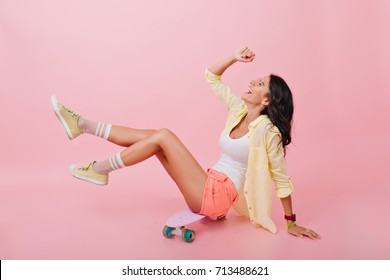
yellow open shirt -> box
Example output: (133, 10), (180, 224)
(205, 68), (294, 233)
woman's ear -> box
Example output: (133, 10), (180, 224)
(262, 97), (270, 107)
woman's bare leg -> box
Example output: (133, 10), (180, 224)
(53, 97), (206, 211)
(79, 116), (206, 211)
(108, 127), (207, 211)
(78, 115), (156, 147)
(117, 128), (207, 212)
(107, 126), (156, 147)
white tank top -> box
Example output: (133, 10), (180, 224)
(212, 132), (249, 191)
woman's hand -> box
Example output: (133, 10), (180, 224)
(233, 46), (255, 63)
(207, 46), (255, 76)
(288, 224), (321, 240)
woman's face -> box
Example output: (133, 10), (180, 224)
(242, 76), (271, 107)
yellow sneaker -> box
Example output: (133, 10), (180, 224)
(51, 95), (82, 140)
(68, 161), (108, 186)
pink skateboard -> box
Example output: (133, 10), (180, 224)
(162, 209), (225, 243)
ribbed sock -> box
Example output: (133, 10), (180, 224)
(93, 153), (125, 174)
(78, 117), (112, 140)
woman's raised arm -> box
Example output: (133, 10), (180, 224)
(207, 46), (255, 76)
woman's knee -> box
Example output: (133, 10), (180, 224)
(155, 128), (176, 141)
(147, 129), (158, 137)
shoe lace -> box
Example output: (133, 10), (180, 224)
(62, 105), (79, 119)
(77, 162), (95, 171)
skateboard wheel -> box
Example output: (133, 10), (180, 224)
(182, 229), (195, 243)
(163, 226), (175, 239)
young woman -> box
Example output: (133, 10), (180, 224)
(51, 47), (320, 239)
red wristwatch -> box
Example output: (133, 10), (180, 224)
(284, 214), (296, 222)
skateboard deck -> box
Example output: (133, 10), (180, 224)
(162, 209), (226, 243)
(167, 208), (205, 227)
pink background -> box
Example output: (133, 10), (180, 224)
(1, 0), (389, 259)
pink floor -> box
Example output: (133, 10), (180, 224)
(1, 161), (389, 260)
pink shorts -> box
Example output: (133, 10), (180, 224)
(199, 168), (238, 217)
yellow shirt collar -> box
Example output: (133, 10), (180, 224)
(248, 114), (269, 128)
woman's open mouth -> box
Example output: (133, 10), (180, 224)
(244, 87), (252, 94)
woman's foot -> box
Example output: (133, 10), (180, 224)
(68, 161), (109, 186)
(51, 95), (82, 140)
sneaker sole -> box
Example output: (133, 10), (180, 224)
(68, 164), (108, 186)
(51, 95), (74, 140)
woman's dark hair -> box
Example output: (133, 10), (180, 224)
(261, 74), (294, 156)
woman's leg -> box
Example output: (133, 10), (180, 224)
(51, 97), (206, 211)
(78, 121), (196, 197)
(118, 128), (207, 212)
(98, 126), (207, 210)
(101, 127), (207, 209)
(78, 116), (156, 147)
(73, 128), (207, 212)
(108, 126), (156, 147)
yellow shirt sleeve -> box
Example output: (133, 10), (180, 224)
(265, 127), (294, 198)
(204, 68), (244, 112)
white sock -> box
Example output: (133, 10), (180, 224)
(94, 122), (112, 140)
(78, 117), (112, 140)
(93, 153), (125, 174)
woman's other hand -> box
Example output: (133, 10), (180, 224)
(288, 224), (321, 240)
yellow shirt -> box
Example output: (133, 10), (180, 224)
(205, 68), (294, 233)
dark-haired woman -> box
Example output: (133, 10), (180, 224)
(51, 47), (320, 239)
